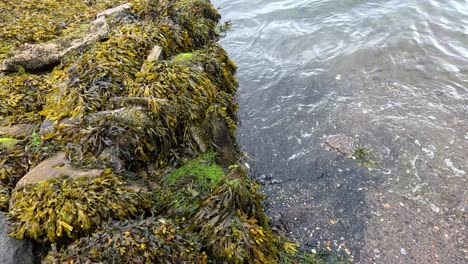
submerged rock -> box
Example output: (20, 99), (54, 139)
(323, 134), (355, 158)
(0, 212), (34, 264)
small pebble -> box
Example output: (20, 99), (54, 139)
(401, 248), (407, 255)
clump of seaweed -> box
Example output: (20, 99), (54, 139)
(42, 24), (158, 121)
(192, 167), (297, 263)
(0, 138), (29, 187)
(8, 170), (150, 244)
(44, 217), (206, 264)
(0, 184), (10, 211)
(172, 0), (221, 47)
(0, 73), (51, 125)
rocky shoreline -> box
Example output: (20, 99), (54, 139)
(0, 1), (315, 263)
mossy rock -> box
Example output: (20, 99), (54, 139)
(152, 152), (225, 218)
(8, 171), (150, 244)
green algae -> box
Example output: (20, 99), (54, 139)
(0, 137), (16, 143)
(166, 151), (224, 186)
(173, 52), (194, 63)
(353, 146), (378, 168)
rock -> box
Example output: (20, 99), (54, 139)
(1, 43), (61, 72)
(190, 125), (210, 152)
(0, 212), (34, 264)
(147, 45), (164, 62)
(141, 45), (164, 71)
(60, 15), (110, 55)
(1, 14), (110, 73)
(85, 107), (152, 128)
(38, 120), (55, 135)
(0, 124), (34, 138)
(96, 3), (132, 18)
(15, 152), (102, 188)
(400, 248), (407, 255)
(210, 117), (237, 169)
(323, 134), (355, 158)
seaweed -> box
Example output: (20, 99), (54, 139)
(0, 0), (128, 59)
(0, 0), (306, 262)
(44, 217), (206, 264)
(0, 138), (29, 187)
(0, 183), (10, 211)
(0, 73), (51, 125)
(8, 171), (150, 244)
(41, 24), (158, 121)
(192, 167), (297, 263)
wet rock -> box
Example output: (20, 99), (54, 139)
(0, 124), (34, 138)
(15, 152), (102, 188)
(96, 3), (131, 18)
(0, 212), (34, 264)
(85, 107), (152, 128)
(38, 120), (55, 135)
(39, 118), (79, 136)
(210, 117), (237, 169)
(190, 125), (210, 152)
(323, 134), (355, 158)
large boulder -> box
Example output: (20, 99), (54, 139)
(0, 212), (34, 264)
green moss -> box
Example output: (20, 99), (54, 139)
(152, 152), (225, 218)
(166, 151), (224, 186)
(44, 217), (205, 264)
(8, 171), (150, 244)
(173, 52), (194, 62)
(0, 137), (15, 143)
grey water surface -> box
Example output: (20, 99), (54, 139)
(213, 0), (467, 263)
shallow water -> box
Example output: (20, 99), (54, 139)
(213, 0), (467, 260)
